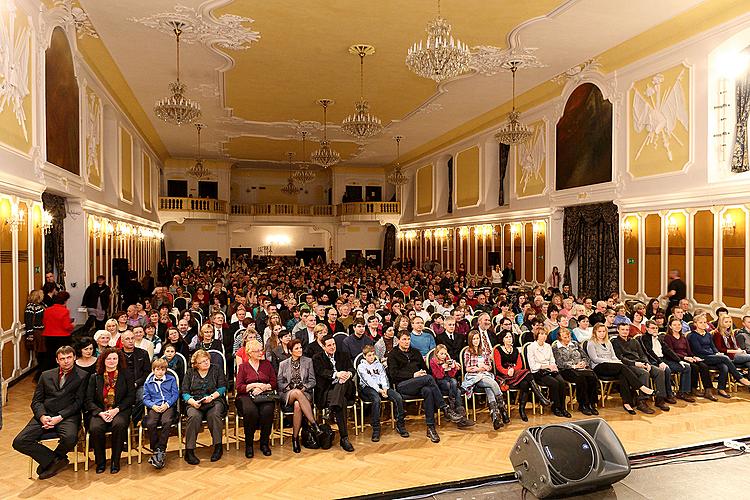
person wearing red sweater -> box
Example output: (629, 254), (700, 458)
(494, 331), (551, 421)
(235, 339), (277, 458)
(41, 292), (73, 372)
(429, 345), (473, 428)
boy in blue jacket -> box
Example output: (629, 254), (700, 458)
(357, 345), (409, 442)
(143, 358), (179, 469)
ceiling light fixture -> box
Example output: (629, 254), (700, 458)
(341, 44), (382, 141)
(406, 0), (471, 83)
(311, 99), (340, 167)
(495, 60), (532, 145)
(292, 130), (316, 186)
(387, 135), (408, 188)
(187, 123), (210, 179)
(154, 21), (201, 126)
(281, 152), (302, 196)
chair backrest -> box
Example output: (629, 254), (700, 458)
(173, 352), (187, 378)
(458, 345), (469, 375)
(333, 331), (348, 340)
(409, 290), (420, 301)
(174, 297), (188, 312)
(425, 348), (436, 374)
(520, 342), (532, 370)
(169, 312), (179, 326)
(207, 349), (227, 375)
(392, 290), (405, 301)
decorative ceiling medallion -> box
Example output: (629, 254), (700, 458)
(552, 58), (602, 85)
(417, 102), (444, 115)
(130, 4), (260, 50)
(51, 0), (98, 39)
(470, 46), (545, 76)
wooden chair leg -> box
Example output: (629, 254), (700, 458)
(138, 425), (143, 464)
(127, 427), (132, 465)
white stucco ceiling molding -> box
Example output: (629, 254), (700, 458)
(42, 0), (99, 40)
(551, 58), (603, 86)
(129, 3), (260, 52)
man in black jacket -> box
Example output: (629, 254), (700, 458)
(120, 330), (149, 423)
(13, 346), (86, 479)
(436, 316), (465, 361)
(81, 275), (111, 332)
(387, 331), (462, 443)
(501, 261), (516, 289)
(312, 335), (356, 452)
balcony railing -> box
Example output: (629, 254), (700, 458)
(159, 197), (227, 213)
(231, 203), (334, 217)
(338, 202), (401, 216)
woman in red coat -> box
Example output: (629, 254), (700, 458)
(41, 291), (74, 371)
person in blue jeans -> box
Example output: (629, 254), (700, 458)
(357, 345), (408, 442)
(429, 345), (474, 428)
(639, 321), (695, 403)
(142, 358), (179, 469)
(689, 314), (750, 398)
(387, 332), (463, 444)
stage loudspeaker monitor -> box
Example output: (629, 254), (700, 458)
(509, 418), (630, 498)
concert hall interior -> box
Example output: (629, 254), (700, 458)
(2, 1), (750, 499)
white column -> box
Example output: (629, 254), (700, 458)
(63, 199), (88, 325)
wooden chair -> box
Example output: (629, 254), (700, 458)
(354, 353), (394, 433)
(582, 340), (618, 407)
(83, 424), (133, 470)
(28, 430), (80, 478)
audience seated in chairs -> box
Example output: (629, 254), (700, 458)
(586, 324), (655, 414)
(182, 349), (228, 465)
(312, 335), (357, 452)
(387, 331), (463, 444)
(86, 348), (134, 474)
(357, 345), (410, 441)
(551, 328), (600, 415)
(277, 338), (320, 453)
(640, 320), (695, 403)
(430, 345), (473, 427)
(462, 333), (506, 429)
(235, 339), (277, 459)
(663, 317), (715, 400)
(142, 358), (179, 469)
(409, 316), (435, 357)
(494, 331), (551, 421)
(526, 328), (571, 418)
(13, 346), (86, 479)
(374, 325), (397, 366)
(119, 330), (150, 424)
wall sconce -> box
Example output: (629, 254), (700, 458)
(105, 221), (115, 236)
(622, 219), (633, 239)
(405, 230), (417, 240)
(510, 223), (521, 237)
(41, 210), (53, 235)
(424, 229), (432, 239)
(722, 213), (736, 236)
(91, 217), (102, 238)
(5, 203), (25, 230)
(458, 226), (469, 239)
(476, 224), (493, 238)
(667, 216), (680, 237)
(533, 221), (545, 235)
(434, 228), (449, 239)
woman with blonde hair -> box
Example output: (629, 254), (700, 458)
(303, 323), (328, 358)
(235, 339), (277, 458)
(713, 315), (750, 370)
(182, 349), (227, 464)
(191, 323), (223, 353)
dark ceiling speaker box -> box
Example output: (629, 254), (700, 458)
(509, 418), (630, 498)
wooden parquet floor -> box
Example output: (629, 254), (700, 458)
(3, 377), (750, 499)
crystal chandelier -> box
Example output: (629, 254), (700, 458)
(292, 130), (316, 186)
(187, 123), (211, 179)
(311, 99), (340, 167)
(406, 0), (471, 83)
(495, 61), (532, 145)
(154, 21), (201, 126)
(341, 44), (382, 141)
(281, 152), (302, 196)
(387, 136), (408, 187)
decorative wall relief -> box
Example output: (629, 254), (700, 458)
(556, 83), (613, 190)
(85, 87), (102, 187)
(516, 120), (546, 197)
(628, 64), (690, 177)
(0, 2), (32, 152)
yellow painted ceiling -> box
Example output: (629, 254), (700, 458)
(216, 0), (565, 125)
(226, 136), (362, 162)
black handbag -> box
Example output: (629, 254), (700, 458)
(317, 423), (336, 450)
(249, 390), (279, 404)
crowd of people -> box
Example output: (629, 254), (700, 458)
(13, 257), (750, 479)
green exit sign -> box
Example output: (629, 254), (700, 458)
(627, 258), (636, 264)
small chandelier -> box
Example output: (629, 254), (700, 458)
(341, 44), (382, 141)
(495, 61), (532, 145)
(311, 99), (341, 167)
(187, 123), (210, 179)
(41, 210), (53, 235)
(154, 21), (201, 126)
(292, 130), (316, 186)
(387, 136), (408, 187)
(281, 152), (302, 196)
(406, 0), (471, 83)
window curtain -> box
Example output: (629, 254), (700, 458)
(383, 224), (396, 268)
(447, 157), (453, 214)
(562, 202), (619, 301)
(42, 192), (67, 289)
(731, 58), (750, 173)
(498, 143), (510, 206)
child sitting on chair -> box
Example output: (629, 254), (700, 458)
(142, 358), (179, 469)
(357, 345), (409, 442)
(430, 344), (474, 427)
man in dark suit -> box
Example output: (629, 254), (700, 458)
(119, 330), (150, 423)
(501, 261), (517, 289)
(473, 312), (500, 350)
(295, 313), (318, 348)
(436, 316), (466, 361)
(312, 335), (356, 452)
(13, 346), (86, 479)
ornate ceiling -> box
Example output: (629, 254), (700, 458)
(79, 0), (704, 168)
